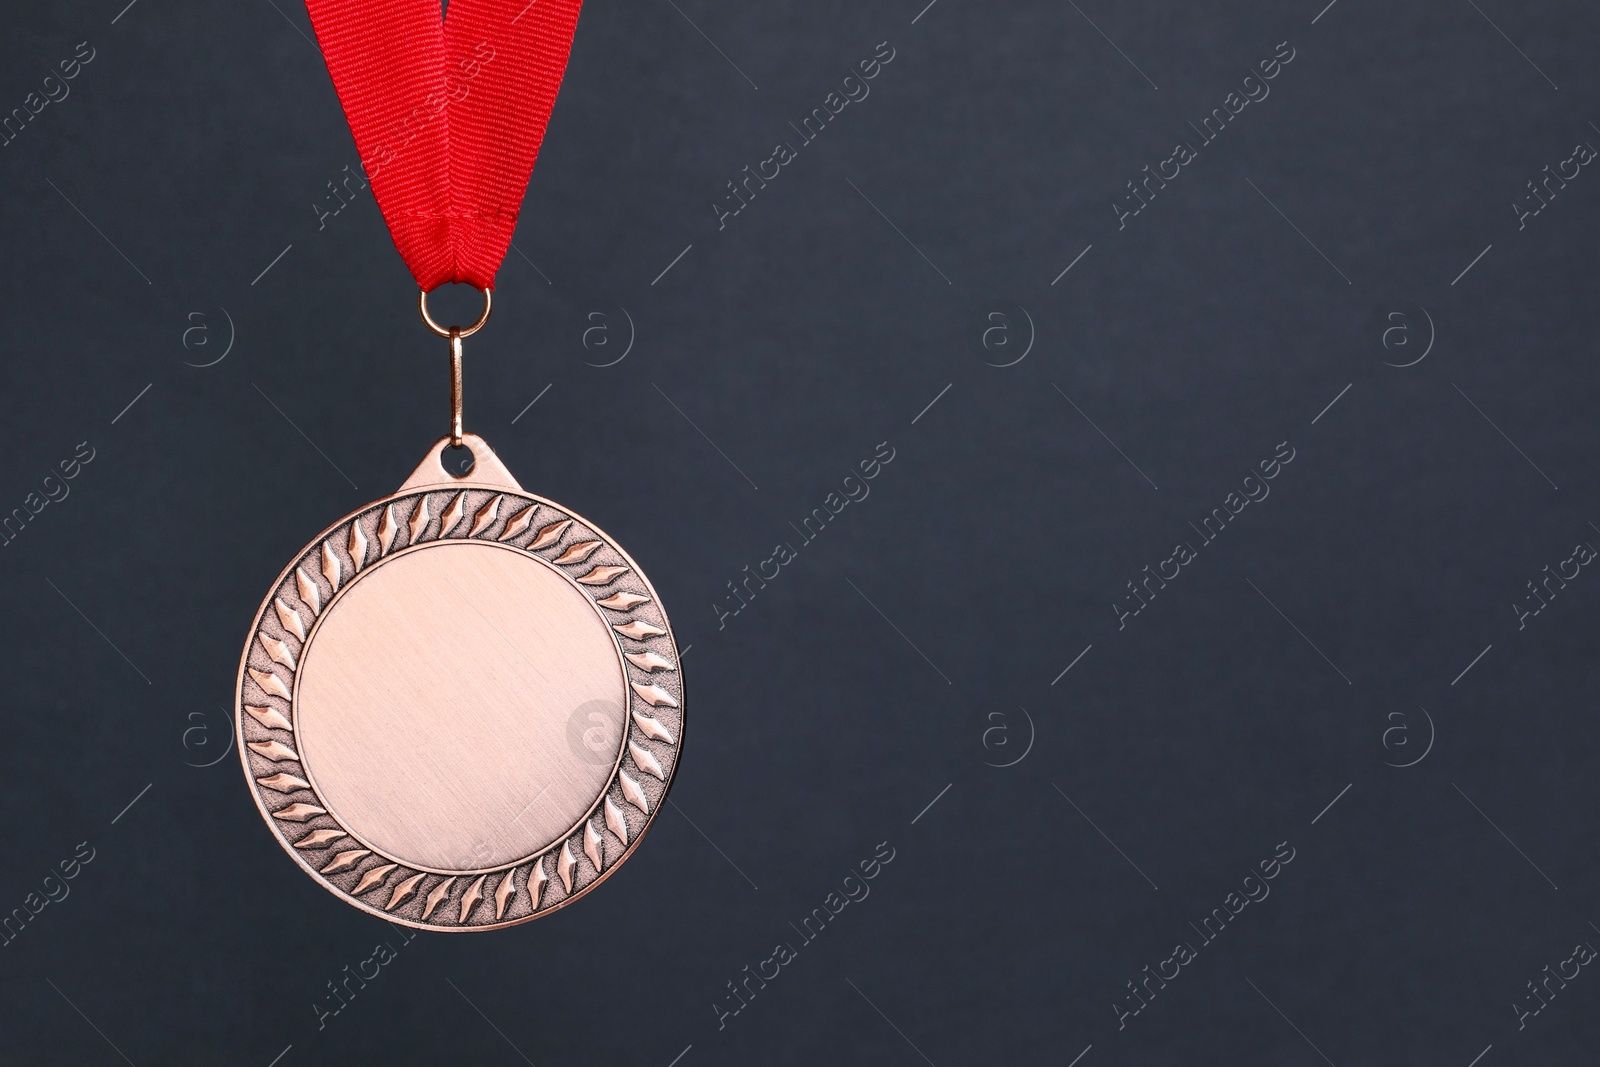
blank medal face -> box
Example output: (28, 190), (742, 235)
(294, 541), (627, 872)
(236, 440), (682, 930)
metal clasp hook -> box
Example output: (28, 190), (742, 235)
(418, 287), (493, 448)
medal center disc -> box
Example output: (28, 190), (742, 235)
(293, 539), (627, 873)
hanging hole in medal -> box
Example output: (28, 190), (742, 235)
(397, 433), (524, 492)
(442, 441), (475, 477)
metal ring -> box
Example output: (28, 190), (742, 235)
(418, 286), (492, 339)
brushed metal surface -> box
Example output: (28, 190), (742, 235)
(235, 434), (683, 930)
(293, 540), (627, 872)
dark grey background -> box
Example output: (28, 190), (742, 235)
(2, 0), (1598, 1063)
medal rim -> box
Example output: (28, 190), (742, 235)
(235, 473), (685, 931)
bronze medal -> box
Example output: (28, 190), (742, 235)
(237, 430), (682, 928)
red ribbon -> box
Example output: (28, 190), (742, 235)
(305, 0), (584, 290)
